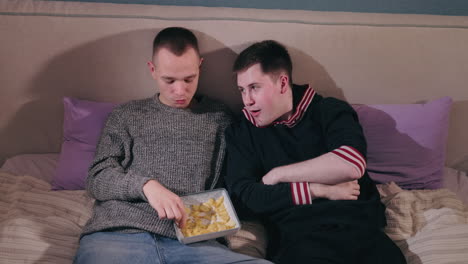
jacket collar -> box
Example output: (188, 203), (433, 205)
(242, 84), (315, 128)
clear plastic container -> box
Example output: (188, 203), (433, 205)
(174, 188), (241, 244)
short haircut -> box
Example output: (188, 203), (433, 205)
(152, 27), (200, 59)
(233, 40), (293, 84)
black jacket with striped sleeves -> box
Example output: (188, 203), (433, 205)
(225, 84), (386, 229)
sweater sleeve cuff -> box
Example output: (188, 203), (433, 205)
(290, 182), (312, 205)
(125, 170), (153, 202)
(330, 145), (366, 176)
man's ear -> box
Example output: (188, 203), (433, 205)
(147, 61), (157, 79)
(279, 75), (289, 94)
(147, 61), (155, 72)
(199, 57), (204, 68)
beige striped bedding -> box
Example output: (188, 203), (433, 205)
(379, 182), (468, 264)
(1, 171), (468, 263)
(0, 172), (93, 264)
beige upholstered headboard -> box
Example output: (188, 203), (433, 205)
(1, 1), (467, 170)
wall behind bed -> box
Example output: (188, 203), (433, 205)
(1, 0), (468, 171)
(46, 0), (468, 16)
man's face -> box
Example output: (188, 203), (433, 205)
(148, 47), (201, 108)
(237, 63), (290, 127)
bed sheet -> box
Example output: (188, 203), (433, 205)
(2, 154), (468, 263)
(378, 182), (468, 264)
(0, 153), (59, 184)
(0, 171), (93, 264)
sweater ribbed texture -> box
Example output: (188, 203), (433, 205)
(81, 95), (231, 238)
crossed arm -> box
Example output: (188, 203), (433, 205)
(261, 98), (368, 201)
(232, 98), (367, 202)
(261, 151), (363, 201)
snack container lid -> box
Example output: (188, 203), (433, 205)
(174, 188), (241, 244)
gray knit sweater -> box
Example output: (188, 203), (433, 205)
(81, 95), (232, 238)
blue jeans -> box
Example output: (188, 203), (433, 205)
(74, 232), (272, 264)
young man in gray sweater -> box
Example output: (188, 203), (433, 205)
(74, 27), (271, 264)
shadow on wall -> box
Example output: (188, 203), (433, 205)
(197, 32), (240, 111)
(201, 37), (343, 111)
(0, 29), (237, 164)
(0, 29), (156, 164)
(220, 42), (347, 112)
(288, 46), (346, 101)
(1, 29), (348, 165)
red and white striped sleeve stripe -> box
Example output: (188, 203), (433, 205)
(290, 182), (312, 205)
(330, 146), (366, 176)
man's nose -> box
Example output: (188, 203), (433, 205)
(173, 81), (187, 95)
(243, 92), (254, 106)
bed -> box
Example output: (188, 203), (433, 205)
(1, 155), (468, 263)
(1, 1), (468, 263)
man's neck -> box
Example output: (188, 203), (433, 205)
(277, 87), (294, 121)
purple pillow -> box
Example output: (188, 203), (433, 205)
(52, 97), (117, 190)
(353, 97), (452, 189)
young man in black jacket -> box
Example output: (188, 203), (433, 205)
(225, 40), (406, 264)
